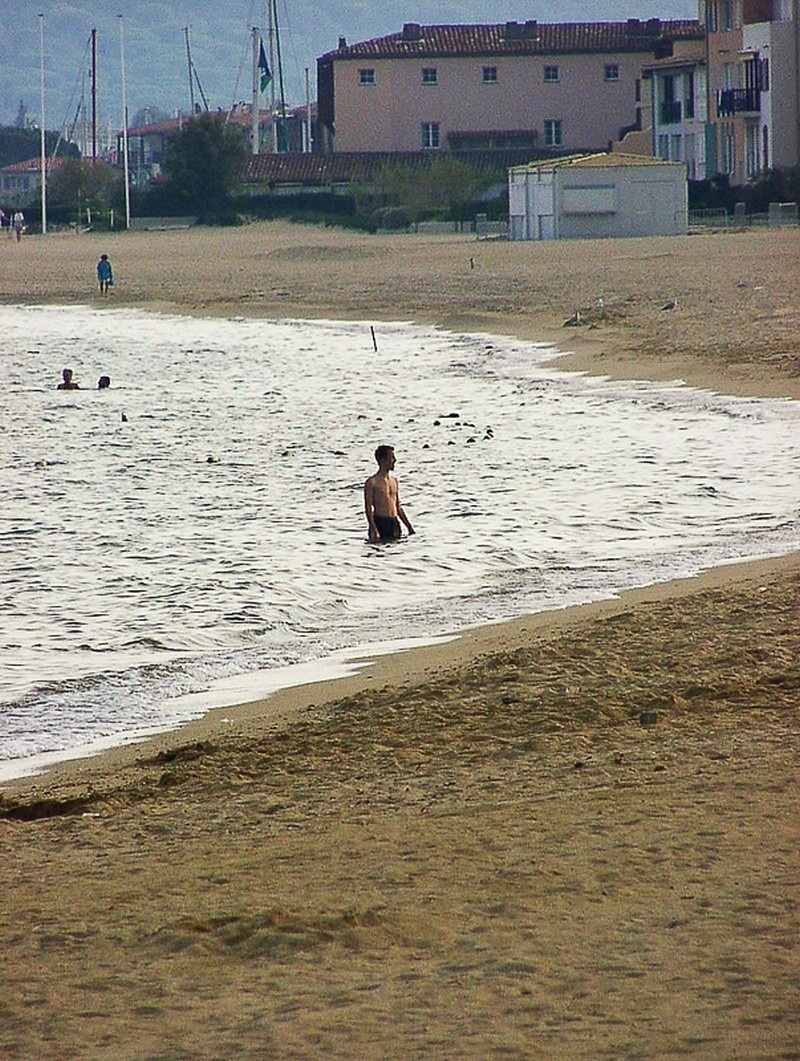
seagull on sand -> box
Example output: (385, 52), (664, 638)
(660, 299), (678, 311)
(562, 310), (582, 327)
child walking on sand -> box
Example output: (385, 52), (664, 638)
(97, 254), (113, 295)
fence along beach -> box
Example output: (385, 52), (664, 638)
(1, 222), (799, 1058)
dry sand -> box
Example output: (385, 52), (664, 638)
(1, 223), (799, 1059)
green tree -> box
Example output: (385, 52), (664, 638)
(47, 159), (123, 226)
(371, 157), (500, 222)
(163, 113), (248, 221)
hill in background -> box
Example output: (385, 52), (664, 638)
(1, 0), (694, 141)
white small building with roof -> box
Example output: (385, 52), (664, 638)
(508, 152), (687, 240)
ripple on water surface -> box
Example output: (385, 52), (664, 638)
(0, 305), (798, 772)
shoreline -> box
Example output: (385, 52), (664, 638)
(2, 548), (797, 800)
(1, 225), (798, 793)
(3, 224), (799, 1057)
(2, 223), (800, 402)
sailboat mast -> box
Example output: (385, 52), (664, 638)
(184, 26), (195, 114)
(305, 67), (312, 153)
(39, 12), (47, 236)
(119, 15), (131, 229)
(273, 0), (288, 153)
(91, 27), (97, 161)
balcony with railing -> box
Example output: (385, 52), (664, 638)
(716, 87), (760, 117)
(660, 100), (682, 124)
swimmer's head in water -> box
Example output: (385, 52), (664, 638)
(98, 375), (111, 389)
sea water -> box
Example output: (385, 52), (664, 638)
(1, 304), (798, 779)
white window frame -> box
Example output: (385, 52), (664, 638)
(421, 122), (441, 149)
(544, 65), (559, 83)
(544, 119), (563, 147)
(359, 68), (375, 85)
(422, 67), (438, 85)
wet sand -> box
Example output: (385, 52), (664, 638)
(1, 223), (799, 1058)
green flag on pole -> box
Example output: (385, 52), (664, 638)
(259, 41), (272, 93)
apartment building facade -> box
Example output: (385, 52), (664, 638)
(645, 38), (708, 179)
(317, 19), (704, 157)
(702, 0), (800, 183)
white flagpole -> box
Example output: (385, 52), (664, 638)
(38, 13), (47, 235)
(268, 1), (276, 152)
(251, 27), (260, 155)
(119, 15), (131, 229)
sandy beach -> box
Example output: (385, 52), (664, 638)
(1, 223), (799, 1058)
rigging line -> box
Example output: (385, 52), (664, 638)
(227, 27), (253, 120)
(275, 0), (304, 100)
(56, 33), (92, 156)
(228, 0), (259, 119)
(192, 60), (210, 111)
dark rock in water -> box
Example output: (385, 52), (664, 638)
(121, 413), (128, 422)
(422, 443), (430, 449)
(433, 419), (441, 426)
(448, 440), (456, 445)
(466, 437), (476, 443)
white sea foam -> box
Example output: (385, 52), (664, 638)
(1, 304), (798, 778)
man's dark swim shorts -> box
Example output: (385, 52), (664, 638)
(375, 515), (402, 541)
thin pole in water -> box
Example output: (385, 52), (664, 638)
(370, 326), (378, 352)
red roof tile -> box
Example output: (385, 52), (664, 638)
(323, 20), (703, 61)
(243, 149), (572, 186)
(0, 156), (72, 174)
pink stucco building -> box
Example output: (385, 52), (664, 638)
(317, 19), (704, 155)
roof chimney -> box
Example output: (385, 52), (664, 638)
(523, 20), (539, 39)
(645, 18), (663, 35)
(402, 22), (422, 42)
(338, 36), (347, 50)
(626, 18), (641, 35)
(504, 21), (521, 40)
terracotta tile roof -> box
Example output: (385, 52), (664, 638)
(126, 110), (270, 137)
(243, 149), (569, 186)
(0, 156), (71, 174)
(323, 20), (704, 62)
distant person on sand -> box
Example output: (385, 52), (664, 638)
(364, 444), (415, 543)
(13, 210), (25, 242)
(97, 375), (111, 389)
(97, 254), (113, 295)
(57, 367), (80, 390)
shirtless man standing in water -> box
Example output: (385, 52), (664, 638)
(364, 444), (415, 543)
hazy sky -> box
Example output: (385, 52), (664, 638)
(1, 1), (697, 131)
